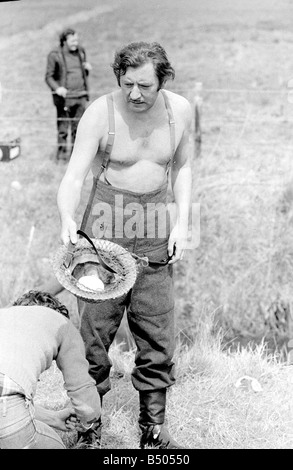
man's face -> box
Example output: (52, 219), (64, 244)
(120, 62), (161, 113)
(66, 33), (79, 51)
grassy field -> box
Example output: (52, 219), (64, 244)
(35, 326), (293, 449)
(2, 0), (293, 449)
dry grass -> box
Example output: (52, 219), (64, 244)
(35, 323), (293, 449)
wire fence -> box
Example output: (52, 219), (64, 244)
(0, 84), (292, 154)
(0, 86), (290, 95)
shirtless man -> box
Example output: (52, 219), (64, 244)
(57, 41), (192, 449)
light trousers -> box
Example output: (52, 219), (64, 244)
(0, 395), (65, 449)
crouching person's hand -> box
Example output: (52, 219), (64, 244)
(56, 407), (77, 431)
(34, 404), (77, 431)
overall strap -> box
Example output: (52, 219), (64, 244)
(161, 89), (176, 158)
(93, 92), (115, 179)
(104, 93), (115, 158)
(80, 93), (115, 231)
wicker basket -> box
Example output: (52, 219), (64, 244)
(51, 238), (138, 303)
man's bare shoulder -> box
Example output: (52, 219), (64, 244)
(83, 94), (109, 118)
(164, 90), (192, 124)
(77, 94), (110, 135)
(163, 89), (191, 107)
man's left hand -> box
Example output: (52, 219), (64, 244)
(167, 223), (188, 264)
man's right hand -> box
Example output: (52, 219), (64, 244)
(55, 86), (67, 98)
(61, 217), (78, 246)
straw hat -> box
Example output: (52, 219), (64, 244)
(51, 238), (138, 303)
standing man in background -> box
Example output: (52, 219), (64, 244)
(45, 28), (92, 161)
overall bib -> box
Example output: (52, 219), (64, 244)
(78, 91), (177, 397)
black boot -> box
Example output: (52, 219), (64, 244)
(140, 423), (183, 449)
(76, 416), (102, 449)
(139, 389), (183, 449)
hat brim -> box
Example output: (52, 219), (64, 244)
(51, 238), (138, 303)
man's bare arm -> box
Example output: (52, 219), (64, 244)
(57, 97), (107, 245)
(168, 99), (193, 263)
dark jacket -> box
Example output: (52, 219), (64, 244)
(45, 45), (89, 102)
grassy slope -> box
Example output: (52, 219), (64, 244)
(1, 0), (293, 449)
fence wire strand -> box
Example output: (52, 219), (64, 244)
(1, 86), (293, 152)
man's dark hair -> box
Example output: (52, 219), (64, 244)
(59, 28), (76, 47)
(12, 290), (69, 318)
(111, 41), (175, 89)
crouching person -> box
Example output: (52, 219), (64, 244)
(0, 290), (101, 449)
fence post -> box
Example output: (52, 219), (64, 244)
(194, 82), (202, 157)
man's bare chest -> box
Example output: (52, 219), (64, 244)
(99, 117), (174, 165)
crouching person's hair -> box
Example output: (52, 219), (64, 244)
(12, 290), (69, 318)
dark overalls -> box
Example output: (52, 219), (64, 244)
(78, 91), (177, 402)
